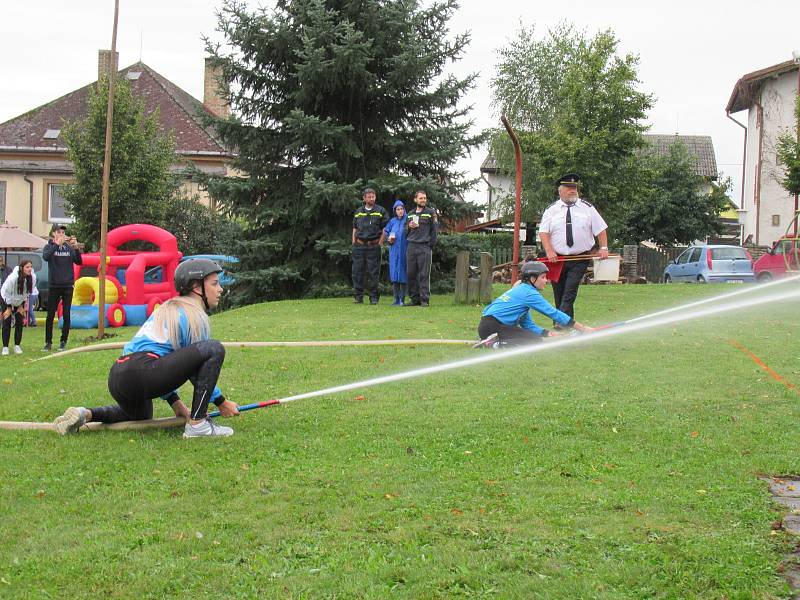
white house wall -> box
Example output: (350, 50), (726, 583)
(743, 71), (798, 246)
(484, 172), (514, 221)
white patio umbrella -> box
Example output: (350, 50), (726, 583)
(0, 221), (47, 264)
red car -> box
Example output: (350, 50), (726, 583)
(753, 235), (800, 282)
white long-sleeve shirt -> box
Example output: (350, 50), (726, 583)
(1, 266), (36, 307)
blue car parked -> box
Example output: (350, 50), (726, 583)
(663, 245), (755, 283)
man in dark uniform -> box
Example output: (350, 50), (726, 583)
(351, 187), (388, 304)
(405, 189), (438, 307)
(538, 173), (608, 321)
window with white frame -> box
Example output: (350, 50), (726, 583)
(48, 183), (73, 223)
(0, 181), (6, 222)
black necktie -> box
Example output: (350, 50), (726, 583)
(565, 206), (574, 247)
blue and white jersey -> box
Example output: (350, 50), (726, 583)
(123, 308), (222, 402)
(482, 283), (572, 335)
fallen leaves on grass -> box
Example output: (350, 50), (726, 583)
(353, 395), (366, 402)
(450, 508), (463, 516)
(690, 431), (700, 438)
(384, 493), (398, 500)
(35, 490), (45, 498)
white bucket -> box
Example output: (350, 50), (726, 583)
(592, 256), (620, 281)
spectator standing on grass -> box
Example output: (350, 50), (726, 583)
(1, 259), (35, 356)
(384, 199), (408, 305)
(351, 187), (388, 304)
(405, 190), (438, 307)
(42, 225), (82, 352)
(474, 261), (592, 349)
(53, 258), (240, 438)
(538, 173), (608, 322)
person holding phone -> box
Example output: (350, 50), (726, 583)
(42, 225), (82, 351)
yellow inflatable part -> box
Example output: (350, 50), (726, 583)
(73, 277), (120, 306)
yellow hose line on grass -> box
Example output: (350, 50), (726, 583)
(32, 339), (475, 362)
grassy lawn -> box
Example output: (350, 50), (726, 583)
(1, 282), (798, 598)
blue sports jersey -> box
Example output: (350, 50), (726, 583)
(482, 283), (572, 335)
(123, 308), (222, 402)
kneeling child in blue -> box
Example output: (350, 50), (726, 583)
(476, 261), (592, 348)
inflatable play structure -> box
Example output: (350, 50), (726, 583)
(61, 224), (182, 329)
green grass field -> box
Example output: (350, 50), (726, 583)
(1, 283), (798, 598)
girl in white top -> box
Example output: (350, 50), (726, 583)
(1, 259), (36, 355)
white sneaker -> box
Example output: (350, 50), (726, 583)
(1, 347), (8, 356)
(13, 345), (22, 355)
(472, 332), (499, 349)
(54, 407), (89, 435)
(183, 419), (234, 438)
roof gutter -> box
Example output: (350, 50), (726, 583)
(480, 173), (495, 221)
(23, 173), (34, 232)
(725, 111), (747, 212)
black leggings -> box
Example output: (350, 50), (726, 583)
(45, 286), (74, 345)
(1, 304), (24, 347)
(91, 340), (226, 423)
(478, 316), (544, 347)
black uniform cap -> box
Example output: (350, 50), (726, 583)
(556, 173), (581, 187)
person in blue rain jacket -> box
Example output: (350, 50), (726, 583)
(384, 199), (408, 305)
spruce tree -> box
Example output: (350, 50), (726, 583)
(204, 0), (483, 302)
(61, 77), (180, 249)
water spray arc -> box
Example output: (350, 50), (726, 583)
(205, 284), (800, 420)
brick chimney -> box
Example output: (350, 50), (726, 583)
(98, 49), (119, 82)
(203, 57), (230, 118)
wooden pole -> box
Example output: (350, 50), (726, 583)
(478, 252), (494, 304)
(500, 115), (522, 284)
(454, 250), (469, 304)
(97, 0), (120, 340)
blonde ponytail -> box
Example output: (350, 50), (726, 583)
(153, 296), (210, 350)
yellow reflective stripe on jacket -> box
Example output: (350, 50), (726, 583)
(369, 212), (383, 216)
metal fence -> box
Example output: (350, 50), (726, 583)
(636, 245), (686, 283)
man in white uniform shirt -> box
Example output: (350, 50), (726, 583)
(538, 173), (609, 320)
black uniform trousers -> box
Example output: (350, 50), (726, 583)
(93, 340), (226, 423)
(478, 316), (543, 347)
(352, 243), (381, 301)
(45, 286), (74, 345)
(551, 258), (589, 319)
(406, 243), (432, 305)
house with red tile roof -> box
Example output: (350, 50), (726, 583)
(0, 51), (233, 236)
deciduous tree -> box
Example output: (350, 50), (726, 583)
(61, 77), (179, 248)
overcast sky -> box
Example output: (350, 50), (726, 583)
(2, 0), (799, 208)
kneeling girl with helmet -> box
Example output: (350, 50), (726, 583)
(475, 261), (592, 349)
(54, 258), (240, 437)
